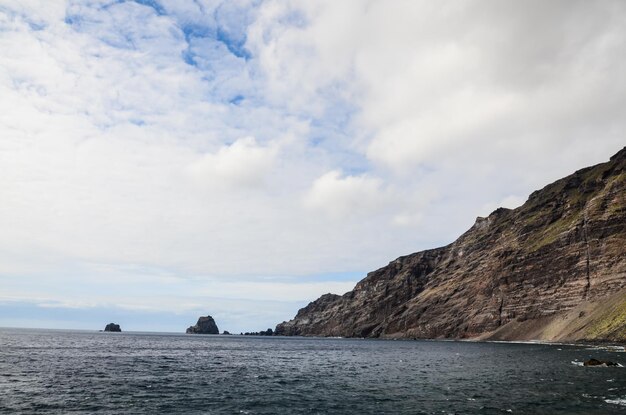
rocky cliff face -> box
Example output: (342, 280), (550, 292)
(186, 316), (219, 334)
(276, 148), (626, 342)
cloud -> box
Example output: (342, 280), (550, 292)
(249, 0), (626, 175)
(188, 136), (278, 188)
(1, 1), (625, 330)
(304, 170), (388, 218)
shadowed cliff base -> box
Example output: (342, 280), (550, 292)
(276, 147), (626, 343)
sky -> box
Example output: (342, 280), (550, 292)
(1, 0), (625, 333)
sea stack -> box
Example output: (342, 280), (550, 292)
(104, 323), (121, 332)
(186, 315), (219, 334)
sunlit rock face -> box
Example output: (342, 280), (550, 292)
(276, 148), (626, 342)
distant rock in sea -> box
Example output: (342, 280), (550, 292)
(186, 315), (219, 334)
(584, 359), (620, 367)
(243, 328), (274, 336)
(104, 323), (121, 332)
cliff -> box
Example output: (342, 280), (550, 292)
(276, 147), (626, 342)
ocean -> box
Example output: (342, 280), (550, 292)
(0, 328), (624, 414)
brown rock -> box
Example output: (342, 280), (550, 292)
(276, 147), (626, 342)
(584, 359), (619, 367)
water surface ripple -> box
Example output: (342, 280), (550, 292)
(0, 328), (624, 414)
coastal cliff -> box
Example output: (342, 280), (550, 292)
(276, 148), (626, 342)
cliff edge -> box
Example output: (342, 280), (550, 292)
(276, 148), (626, 343)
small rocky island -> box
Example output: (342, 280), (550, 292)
(584, 359), (620, 367)
(186, 315), (219, 334)
(104, 323), (121, 332)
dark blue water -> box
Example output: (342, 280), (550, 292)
(0, 328), (624, 414)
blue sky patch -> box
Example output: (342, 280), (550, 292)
(133, 0), (166, 16)
(180, 23), (214, 42)
(229, 95), (245, 105)
(181, 48), (196, 66)
(27, 21), (47, 31)
(216, 28), (251, 60)
(64, 14), (80, 27)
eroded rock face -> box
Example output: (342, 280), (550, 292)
(276, 147), (626, 342)
(104, 323), (121, 332)
(186, 316), (219, 334)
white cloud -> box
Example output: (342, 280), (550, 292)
(304, 170), (388, 218)
(249, 0), (625, 175)
(1, 0), (625, 330)
(188, 136), (277, 188)
(479, 195), (527, 218)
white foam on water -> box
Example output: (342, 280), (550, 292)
(571, 361), (584, 367)
(605, 397), (626, 406)
(585, 345), (626, 353)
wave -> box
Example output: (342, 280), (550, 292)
(605, 397), (626, 406)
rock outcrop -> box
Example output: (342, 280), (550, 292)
(276, 147), (626, 343)
(584, 359), (620, 367)
(104, 323), (121, 332)
(242, 328), (274, 336)
(186, 316), (219, 334)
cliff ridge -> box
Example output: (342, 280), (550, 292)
(276, 148), (626, 342)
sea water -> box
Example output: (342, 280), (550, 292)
(0, 328), (624, 414)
